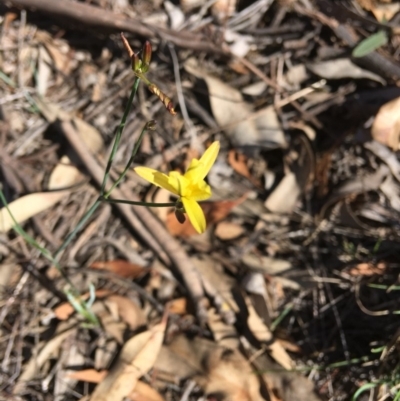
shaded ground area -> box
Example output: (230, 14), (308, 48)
(1, 0), (400, 400)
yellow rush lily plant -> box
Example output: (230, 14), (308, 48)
(134, 141), (220, 234)
(0, 35), (218, 325)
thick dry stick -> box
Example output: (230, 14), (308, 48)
(5, 0), (224, 54)
(59, 120), (208, 323)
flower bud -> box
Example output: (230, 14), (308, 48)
(132, 53), (142, 72)
(142, 41), (152, 73)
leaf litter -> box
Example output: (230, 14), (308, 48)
(1, 1), (400, 400)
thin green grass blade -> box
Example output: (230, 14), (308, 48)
(352, 382), (378, 401)
(0, 187), (54, 262)
(270, 303), (293, 332)
(0, 70), (16, 87)
(393, 388), (400, 401)
(65, 287), (100, 326)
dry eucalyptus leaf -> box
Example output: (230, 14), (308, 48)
(207, 308), (240, 349)
(184, 59), (286, 153)
(307, 58), (385, 84)
(156, 335), (264, 400)
(284, 64), (309, 87)
(241, 272), (273, 328)
(90, 318), (167, 401)
(242, 81), (267, 96)
(48, 155), (86, 190)
(90, 260), (148, 279)
(193, 255), (239, 313)
(265, 172), (301, 214)
(36, 30), (75, 75)
(215, 221), (245, 240)
(67, 369), (107, 384)
(245, 296), (273, 343)
(164, 0), (185, 29)
(245, 296), (294, 370)
(202, 347), (265, 401)
(357, 0), (400, 21)
(167, 297), (188, 315)
(0, 262), (20, 295)
(154, 336), (205, 382)
(106, 295), (146, 330)
(0, 191), (69, 233)
(371, 96), (400, 150)
(96, 304), (126, 344)
(129, 380), (166, 401)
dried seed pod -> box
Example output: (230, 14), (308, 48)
(148, 83), (176, 115)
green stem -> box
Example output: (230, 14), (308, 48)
(100, 78), (140, 196)
(101, 197), (175, 208)
(54, 198), (101, 260)
(104, 120), (155, 198)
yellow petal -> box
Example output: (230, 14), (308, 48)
(134, 167), (179, 196)
(200, 141), (220, 173)
(181, 197), (206, 234)
(185, 141), (220, 181)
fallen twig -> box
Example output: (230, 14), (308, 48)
(5, 0), (225, 54)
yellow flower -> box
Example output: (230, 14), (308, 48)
(134, 141), (220, 233)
